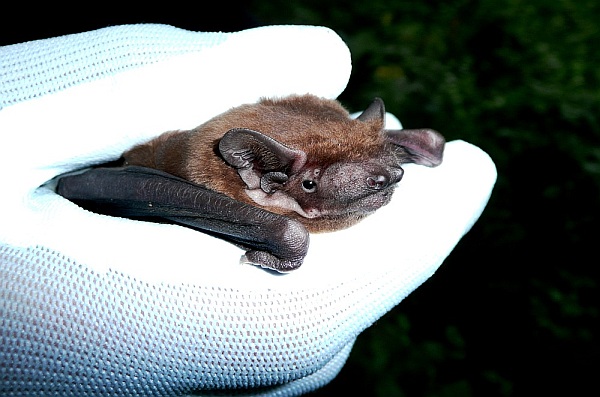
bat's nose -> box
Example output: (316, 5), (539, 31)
(366, 175), (389, 190)
(366, 167), (403, 190)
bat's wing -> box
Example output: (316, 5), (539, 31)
(56, 166), (308, 272)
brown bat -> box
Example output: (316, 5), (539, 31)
(57, 94), (444, 272)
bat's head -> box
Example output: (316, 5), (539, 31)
(218, 95), (445, 232)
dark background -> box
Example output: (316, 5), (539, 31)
(3, 1), (598, 396)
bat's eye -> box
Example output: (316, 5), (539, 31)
(302, 180), (317, 193)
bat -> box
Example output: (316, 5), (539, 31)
(56, 94), (445, 272)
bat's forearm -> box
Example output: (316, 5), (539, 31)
(164, 211), (309, 272)
(56, 166), (309, 272)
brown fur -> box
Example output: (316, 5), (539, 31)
(123, 95), (387, 231)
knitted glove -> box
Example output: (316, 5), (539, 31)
(0, 24), (496, 396)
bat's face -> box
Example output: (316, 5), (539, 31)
(218, 96), (445, 233)
(281, 154), (404, 219)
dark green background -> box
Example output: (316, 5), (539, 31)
(4, 1), (598, 395)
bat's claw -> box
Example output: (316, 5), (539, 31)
(243, 250), (304, 273)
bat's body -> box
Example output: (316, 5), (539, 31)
(57, 95), (444, 272)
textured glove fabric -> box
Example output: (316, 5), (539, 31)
(0, 25), (496, 396)
(1, 25), (227, 109)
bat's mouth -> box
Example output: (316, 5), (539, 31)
(301, 189), (394, 219)
(298, 191), (394, 233)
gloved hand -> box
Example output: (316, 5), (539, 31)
(0, 24), (496, 396)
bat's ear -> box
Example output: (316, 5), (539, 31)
(218, 128), (307, 190)
(357, 97), (385, 124)
(385, 128), (446, 167)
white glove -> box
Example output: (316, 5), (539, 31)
(0, 24), (496, 396)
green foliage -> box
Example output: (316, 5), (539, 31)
(251, 0), (600, 395)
